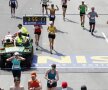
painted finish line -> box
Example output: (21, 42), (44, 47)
(31, 55), (108, 68)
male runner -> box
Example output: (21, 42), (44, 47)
(78, 1), (87, 27)
(9, 0), (18, 18)
(47, 4), (59, 24)
(87, 7), (98, 35)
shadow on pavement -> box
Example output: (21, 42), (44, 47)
(65, 18), (79, 24)
(56, 29), (68, 34)
(83, 27), (97, 33)
(39, 46), (51, 54)
(53, 49), (65, 56)
(57, 87), (73, 90)
(15, 16), (23, 19)
(92, 34), (105, 39)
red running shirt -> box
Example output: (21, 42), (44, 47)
(34, 25), (41, 33)
(29, 80), (40, 88)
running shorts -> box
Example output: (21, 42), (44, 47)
(48, 33), (55, 39)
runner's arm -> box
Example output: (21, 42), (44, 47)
(54, 71), (59, 82)
(28, 82), (31, 90)
(9, 0), (11, 6)
(16, 0), (18, 8)
(6, 56), (14, 61)
(96, 12), (98, 17)
(18, 56), (25, 61)
(40, 0), (42, 4)
(55, 5), (59, 11)
(78, 5), (80, 10)
(45, 70), (50, 81)
(86, 5), (88, 11)
(55, 27), (57, 33)
(87, 13), (90, 18)
(47, 27), (50, 32)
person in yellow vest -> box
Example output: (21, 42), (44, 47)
(14, 32), (29, 46)
(17, 24), (29, 36)
(47, 21), (57, 54)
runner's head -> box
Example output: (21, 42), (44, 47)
(14, 77), (20, 85)
(31, 72), (37, 81)
(51, 4), (54, 8)
(61, 81), (68, 89)
(91, 7), (95, 11)
(51, 64), (56, 70)
(82, 0), (84, 5)
(81, 85), (87, 90)
(17, 24), (22, 29)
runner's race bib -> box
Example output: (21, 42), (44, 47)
(91, 17), (95, 20)
(13, 64), (20, 69)
(51, 15), (55, 18)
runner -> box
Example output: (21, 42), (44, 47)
(45, 64), (59, 90)
(40, 0), (49, 15)
(78, 1), (87, 27)
(47, 21), (57, 54)
(6, 52), (25, 78)
(47, 4), (59, 24)
(9, 0), (18, 18)
(28, 72), (42, 90)
(34, 25), (42, 50)
(61, 0), (70, 21)
(87, 7), (98, 35)
(10, 77), (24, 90)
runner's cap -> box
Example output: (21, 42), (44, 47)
(62, 81), (68, 88)
(14, 52), (20, 56)
(49, 21), (53, 25)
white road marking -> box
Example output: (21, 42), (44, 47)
(102, 32), (108, 43)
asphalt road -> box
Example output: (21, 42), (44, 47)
(0, 0), (108, 90)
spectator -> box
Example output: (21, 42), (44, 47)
(28, 72), (42, 90)
(81, 85), (87, 90)
(6, 52), (25, 78)
(45, 64), (59, 90)
(10, 77), (24, 90)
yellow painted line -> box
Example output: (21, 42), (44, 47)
(38, 56), (72, 64)
(76, 56), (87, 63)
(91, 56), (108, 63)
